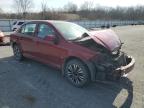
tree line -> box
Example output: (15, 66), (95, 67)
(0, 0), (144, 21)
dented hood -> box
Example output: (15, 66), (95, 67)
(89, 29), (121, 51)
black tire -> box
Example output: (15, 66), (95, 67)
(13, 44), (23, 61)
(64, 59), (90, 87)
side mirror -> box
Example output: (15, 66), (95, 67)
(44, 35), (59, 44)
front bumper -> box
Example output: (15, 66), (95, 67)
(90, 53), (135, 81)
(113, 56), (135, 77)
(86, 51), (135, 81)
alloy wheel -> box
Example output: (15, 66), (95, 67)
(13, 45), (22, 60)
(66, 64), (86, 85)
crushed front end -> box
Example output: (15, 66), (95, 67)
(92, 51), (135, 81)
(74, 30), (135, 81)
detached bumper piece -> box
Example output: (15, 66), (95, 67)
(94, 54), (135, 81)
(113, 56), (135, 77)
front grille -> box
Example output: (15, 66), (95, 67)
(113, 52), (127, 67)
(92, 51), (127, 73)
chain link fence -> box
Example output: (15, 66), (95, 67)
(0, 19), (17, 32)
(0, 19), (143, 32)
(71, 20), (144, 29)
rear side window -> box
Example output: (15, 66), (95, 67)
(13, 21), (17, 25)
(18, 22), (24, 25)
(21, 23), (36, 36)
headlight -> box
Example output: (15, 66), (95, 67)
(112, 50), (118, 55)
(112, 48), (119, 55)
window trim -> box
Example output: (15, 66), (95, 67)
(17, 22), (24, 25)
(19, 23), (37, 37)
(37, 23), (56, 39)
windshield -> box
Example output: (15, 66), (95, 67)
(52, 21), (89, 40)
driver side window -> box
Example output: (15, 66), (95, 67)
(20, 23), (36, 36)
(38, 24), (55, 38)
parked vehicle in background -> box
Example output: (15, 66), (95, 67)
(12, 20), (25, 31)
(0, 30), (10, 45)
(10, 20), (135, 87)
(0, 30), (4, 43)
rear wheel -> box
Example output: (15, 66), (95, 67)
(13, 44), (23, 61)
(64, 59), (90, 87)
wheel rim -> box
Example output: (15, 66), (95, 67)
(66, 64), (86, 85)
(13, 46), (21, 59)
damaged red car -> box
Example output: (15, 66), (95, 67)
(10, 21), (135, 87)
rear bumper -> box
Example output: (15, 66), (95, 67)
(112, 56), (135, 77)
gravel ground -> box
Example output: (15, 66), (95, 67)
(0, 25), (143, 108)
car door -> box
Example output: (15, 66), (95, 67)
(18, 23), (37, 58)
(35, 23), (67, 68)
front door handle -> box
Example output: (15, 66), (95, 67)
(33, 38), (39, 44)
(19, 37), (22, 40)
(33, 39), (37, 42)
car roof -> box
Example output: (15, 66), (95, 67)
(26, 20), (69, 24)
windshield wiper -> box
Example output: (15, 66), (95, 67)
(70, 33), (89, 41)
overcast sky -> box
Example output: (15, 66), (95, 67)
(0, 0), (144, 12)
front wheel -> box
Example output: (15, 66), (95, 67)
(64, 59), (90, 87)
(13, 44), (23, 61)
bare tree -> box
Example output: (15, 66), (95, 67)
(79, 1), (95, 19)
(41, 0), (48, 19)
(80, 1), (94, 11)
(0, 8), (3, 13)
(64, 2), (78, 13)
(13, 0), (33, 18)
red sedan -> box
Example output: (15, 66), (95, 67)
(10, 21), (135, 87)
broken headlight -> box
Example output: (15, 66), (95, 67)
(112, 48), (120, 55)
